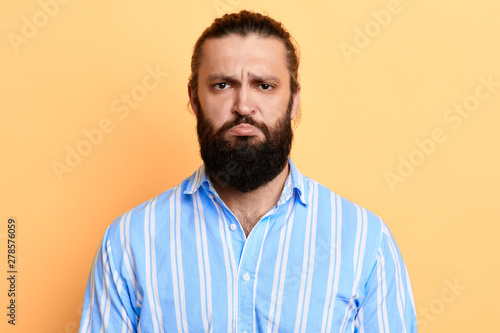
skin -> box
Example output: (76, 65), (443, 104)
(188, 33), (301, 236)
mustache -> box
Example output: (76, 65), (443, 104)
(216, 116), (270, 136)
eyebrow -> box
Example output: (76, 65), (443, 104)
(207, 72), (281, 84)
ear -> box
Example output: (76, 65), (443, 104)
(188, 84), (198, 116)
(290, 84), (301, 120)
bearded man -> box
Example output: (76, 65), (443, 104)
(79, 10), (417, 333)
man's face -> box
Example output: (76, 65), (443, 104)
(189, 33), (301, 192)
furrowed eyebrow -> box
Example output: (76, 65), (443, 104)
(206, 73), (281, 84)
(248, 73), (281, 84)
(207, 74), (236, 82)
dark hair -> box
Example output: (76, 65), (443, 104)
(188, 10), (301, 122)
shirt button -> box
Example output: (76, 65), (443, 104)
(208, 193), (214, 199)
(229, 223), (237, 231)
(242, 273), (250, 281)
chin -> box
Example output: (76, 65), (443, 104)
(227, 134), (264, 144)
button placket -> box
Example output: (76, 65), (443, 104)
(236, 218), (272, 333)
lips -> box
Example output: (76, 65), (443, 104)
(227, 123), (260, 136)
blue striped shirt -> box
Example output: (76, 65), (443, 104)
(79, 159), (417, 332)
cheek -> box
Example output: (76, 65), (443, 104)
(200, 96), (234, 126)
(260, 95), (291, 123)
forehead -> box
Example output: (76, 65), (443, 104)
(198, 34), (289, 80)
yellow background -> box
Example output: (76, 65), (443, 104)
(1, 0), (499, 332)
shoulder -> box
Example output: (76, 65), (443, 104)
(302, 176), (388, 278)
(289, 160), (385, 241)
(104, 174), (194, 250)
(303, 176), (385, 240)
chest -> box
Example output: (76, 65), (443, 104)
(137, 257), (359, 333)
(233, 211), (262, 237)
(133, 228), (361, 333)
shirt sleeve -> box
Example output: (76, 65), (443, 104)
(356, 224), (417, 332)
(79, 227), (137, 333)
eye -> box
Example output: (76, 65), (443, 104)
(259, 84), (273, 91)
(213, 82), (231, 90)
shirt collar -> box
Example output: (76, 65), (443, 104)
(183, 158), (308, 206)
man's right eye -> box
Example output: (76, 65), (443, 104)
(213, 83), (231, 90)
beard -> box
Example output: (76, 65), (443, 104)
(196, 98), (294, 193)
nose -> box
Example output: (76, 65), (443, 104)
(232, 85), (255, 117)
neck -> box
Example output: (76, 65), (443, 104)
(210, 162), (290, 237)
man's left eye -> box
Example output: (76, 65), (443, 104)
(259, 84), (273, 90)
